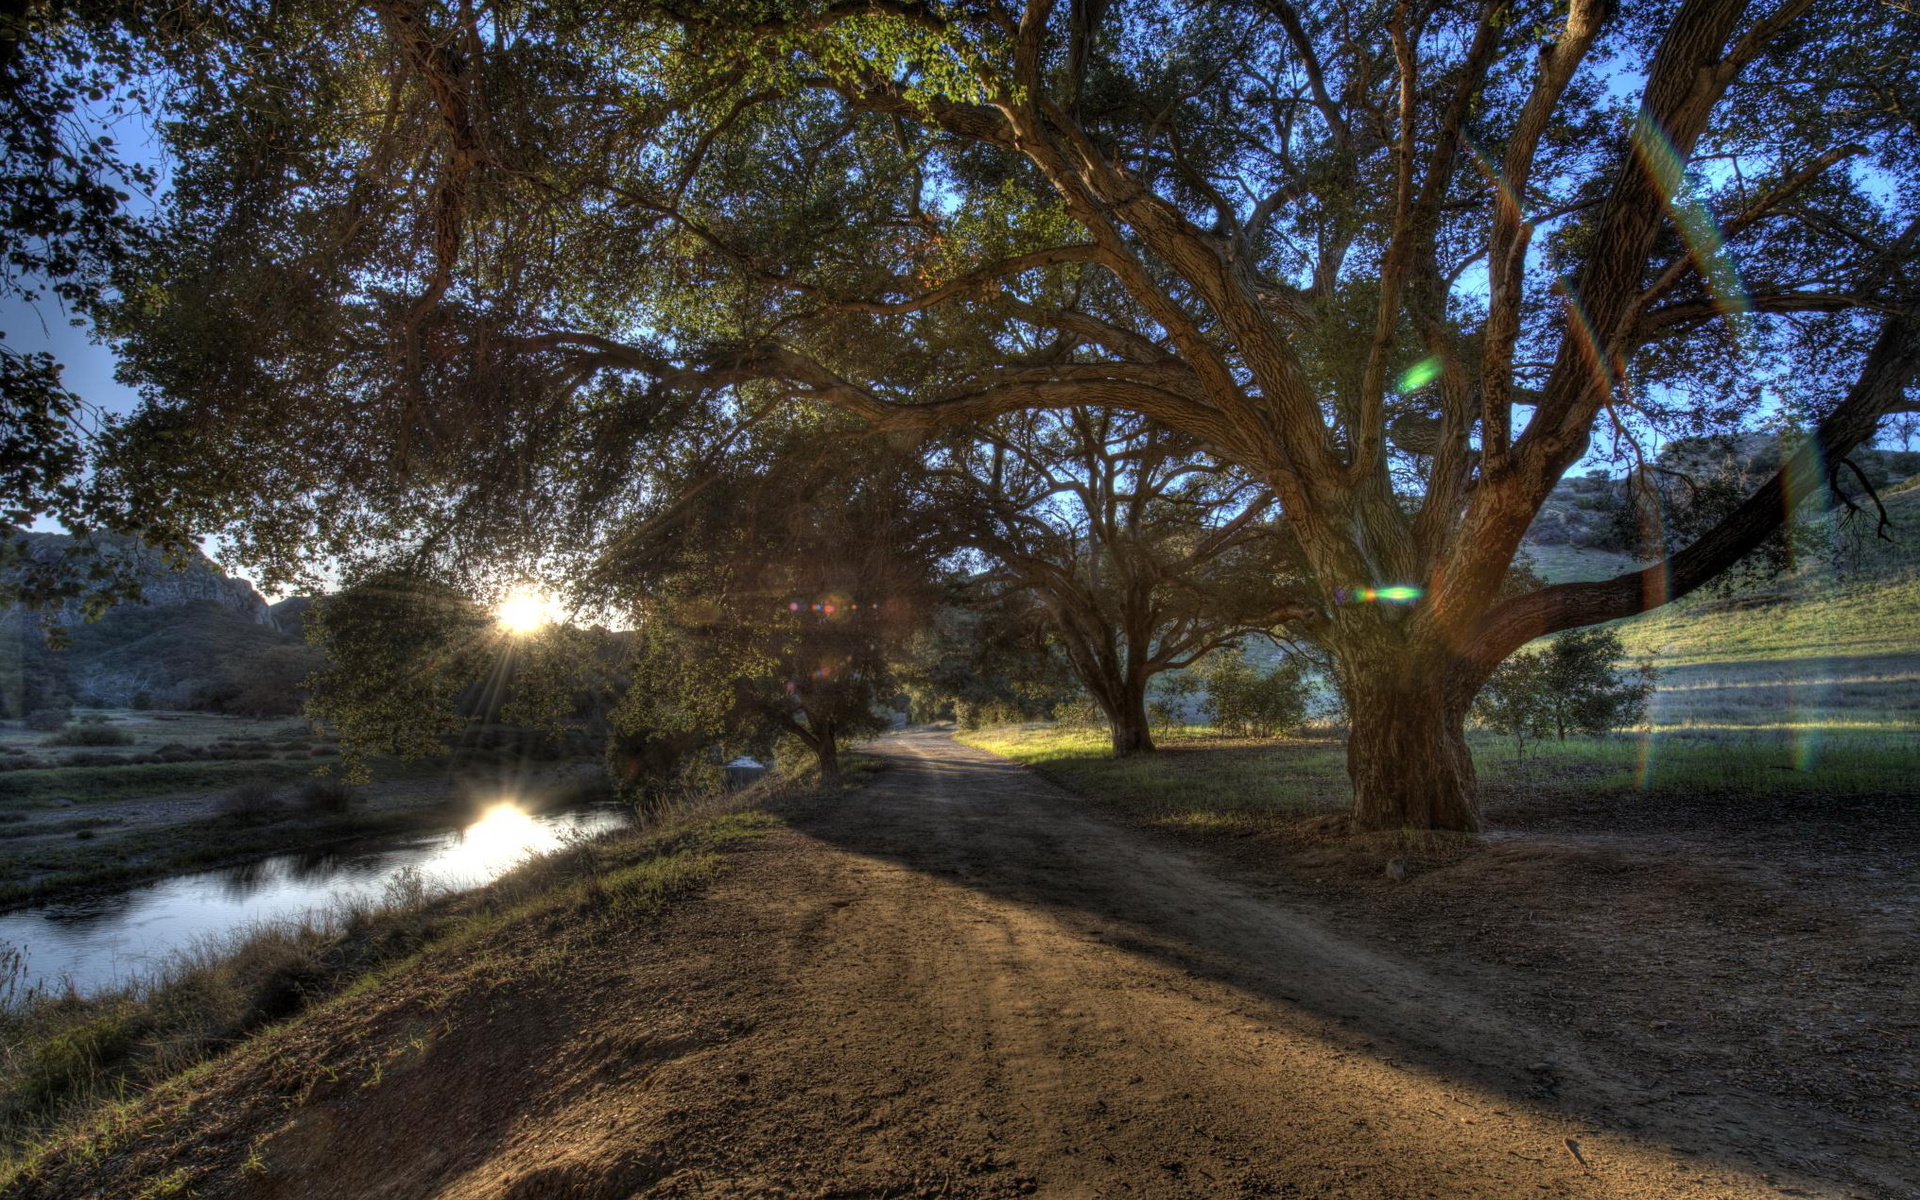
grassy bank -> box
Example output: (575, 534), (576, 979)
(0, 759), (334, 808)
(959, 723), (1920, 836)
(0, 770), (826, 1184)
(1616, 574), (1920, 668)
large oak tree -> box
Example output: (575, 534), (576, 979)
(98, 0), (1920, 830)
(936, 408), (1303, 755)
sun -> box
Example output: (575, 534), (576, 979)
(495, 587), (559, 635)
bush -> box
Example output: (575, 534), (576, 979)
(24, 708), (72, 733)
(1471, 627), (1657, 758)
(41, 723), (135, 747)
(954, 699), (1031, 730)
(1199, 648), (1310, 738)
(1051, 694), (1104, 728)
(218, 781), (281, 820)
(298, 778), (356, 815)
(1148, 672), (1201, 732)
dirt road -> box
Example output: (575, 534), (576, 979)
(486, 730), (1879, 1200)
(43, 729), (1898, 1200)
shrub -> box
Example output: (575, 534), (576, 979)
(954, 699), (1030, 730)
(42, 723), (134, 747)
(218, 781), (281, 820)
(25, 708), (73, 733)
(298, 778), (356, 815)
(1199, 648), (1310, 738)
(1471, 627), (1657, 758)
(1052, 694), (1103, 727)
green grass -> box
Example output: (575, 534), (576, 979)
(1637, 654), (1920, 728)
(960, 722), (1920, 835)
(961, 724), (1351, 833)
(1615, 574), (1920, 666)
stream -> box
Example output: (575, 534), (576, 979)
(0, 801), (632, 997)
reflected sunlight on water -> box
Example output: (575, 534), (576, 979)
(0, 801), (629, 996)
(436, 801), (569, 883)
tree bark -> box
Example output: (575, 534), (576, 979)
(1342, 656), (1480, 833)
(814, 726), (841, 781)
(1106, 679), (1155, 757)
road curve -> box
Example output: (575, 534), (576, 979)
(584, 729), (1841, 1200)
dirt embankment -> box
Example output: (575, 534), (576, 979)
(12, 731), (1910, 1199)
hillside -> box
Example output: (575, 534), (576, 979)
(1520, 441), (1920, 559)
(1, 533), (322, 716)
(1528, 476), (1920, 660)
(1519, 475), (1920, 731)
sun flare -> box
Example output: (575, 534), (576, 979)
(496, 587), (559, 635)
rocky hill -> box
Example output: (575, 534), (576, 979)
(3, 530), (278, 629)
(1522, 442), (1920, 551)
(2, 532), (321, 717)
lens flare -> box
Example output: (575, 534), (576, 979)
(1334, 585), (1423, 605)
(1397, 357), (1442, 393)
(1783, 432), (1837, 770)
(1632, 122), (1752, 338)
(1462, 137), (1629, 424)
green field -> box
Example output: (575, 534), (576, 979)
(1533, 480), (1920, 731)
(965, 489), (1920, 833)
(960, 722), (1920, 839)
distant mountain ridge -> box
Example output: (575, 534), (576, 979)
(2, 532), (320, 717)
(3, 530), (278, 630)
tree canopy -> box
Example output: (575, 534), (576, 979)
(70, 0), (1920, 829)
(935, 407), (1301, 754)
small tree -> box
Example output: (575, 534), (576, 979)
(1473, 629), (1656, 758)
(1200, 648), (1310, 740)
(304, 570), (496, 782)
(1471, 653), (1552, 760)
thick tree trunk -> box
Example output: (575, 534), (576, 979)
(1108, 682), (1155, 757)
(1343, 661), (1480, 833)
(814, 731), (840, 781)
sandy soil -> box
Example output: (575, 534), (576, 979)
(17, 730), (1908, 1199)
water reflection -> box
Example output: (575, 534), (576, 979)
(217, 859), (273, 900)
(0, 801), (629, 996)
